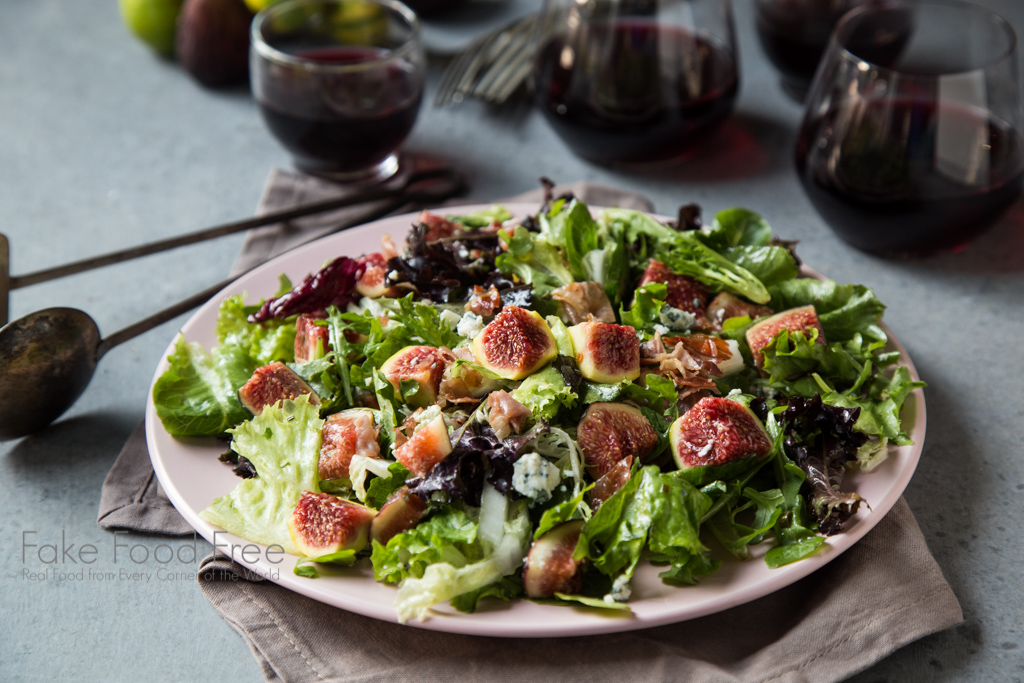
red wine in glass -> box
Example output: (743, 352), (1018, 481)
(796, 99), (1024, 253)
(256, 47), (422, 176)
(534, 21), (738, 165)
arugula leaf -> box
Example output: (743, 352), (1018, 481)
(152, 336), (257, 436)
(201, 396), (323, 554)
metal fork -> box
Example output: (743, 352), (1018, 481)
(433, 14), (539, 107)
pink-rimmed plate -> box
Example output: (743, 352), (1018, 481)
(146, 203), (925, 637)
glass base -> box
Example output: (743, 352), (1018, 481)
(295, 153), (400, 186)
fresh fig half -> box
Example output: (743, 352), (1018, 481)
(567, 322), (640, 384)
(380, 345), (446, 407)
(670, 397), (772, 469)
(638, 259), (710, 317)
(705, 292), (774, 331)
(745, 305), (825, 368)
(238, 361), (320, 415)
(370, 486), (428, 546)
(294, 314), (331, 363)
(523, 520), (585, 598)
(471, 306), (557, 380)
(577, 403), (658, 477)
(355, 253), (389, 299)
(393, 415), (452, 477)
(319, 409), (380, 481)
(287, 491), (375, 558)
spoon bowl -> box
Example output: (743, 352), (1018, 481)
(0, 308), (100, 440)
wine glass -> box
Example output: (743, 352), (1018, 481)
(532, 0), (739, 166)
(795, 0), (1024, 254)
(754, 0), (871, 100)
(251, 0), (426, 184)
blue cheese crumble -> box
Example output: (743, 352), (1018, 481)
(456, 312), (485, 340)
(512, 452), (561, 505)
(604, 574), (632, 603)
(659, 305), (697, 332)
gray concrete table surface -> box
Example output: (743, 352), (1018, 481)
(1, 0), (1021, 681)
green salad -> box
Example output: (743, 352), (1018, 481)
(154, 195), (922, 622)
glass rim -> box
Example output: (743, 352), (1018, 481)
(832, 0), (1018, 78)
(251, 0), (421, 72)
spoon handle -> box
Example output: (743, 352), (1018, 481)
(8, 168), (463, 291)
(94, 188), (431, 358)
(0, 234), (8, 325)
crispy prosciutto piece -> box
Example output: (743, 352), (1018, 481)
(551, 281), (616, 324)
(319, 409), (381, 481)
(485, 390), (532, 440)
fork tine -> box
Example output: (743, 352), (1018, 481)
(434, 41), (485, 106)
(473, 29), (531, 95)
(485, 51), (536, 104)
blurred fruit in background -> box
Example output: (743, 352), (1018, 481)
(177, 0), (254, 87)
(119, 0), (184, 56)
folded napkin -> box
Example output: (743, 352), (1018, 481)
(98, 171), (962, 683)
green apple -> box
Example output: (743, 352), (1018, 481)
(119, 0), (184, 56)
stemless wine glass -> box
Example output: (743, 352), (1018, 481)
(533, 0), (739, 166)
(795, 0), (1024, 254)
(754, 0), (871, 100)
(251, 0), (425, 184)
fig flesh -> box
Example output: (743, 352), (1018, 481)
(238, 362), (320, 415)
(670, 397), (772, 469)
(287, 491), (375, 558)
(471, 306), (557, 380)
(380, 345), (446, 407)
(370, 486), (428, 545)
(638, 259), (710, 317)
(567, 322), (640, 384)
(393, 415), (452, 477)
(523, 520), (585, 598)
(590, 456), (633, 510)
(705, 292), (773, 331)
(355, 253), (390, 299)
(745, 305), (825, 368)
(319, 409), (380, 481)
(577, 402), (658, 477)
(294, 314), (330, 363)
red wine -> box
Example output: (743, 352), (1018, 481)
(257, 46), (421, 175)
(534, 22), (738, 165)
(796, 99), (1024, 253)
(755, 3), (845, 87)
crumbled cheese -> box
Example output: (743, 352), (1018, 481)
(439, 309), (462, 331)
(512, 452), (561, 505)
(659, 306), (697, 331)
(653, 323), (671, 336)
(411, 406), (442, 434)
(727, 388), (742, 397)
(717, 339), (745, 376)
(456, 311), (485, 340)
(697, 441), (714, 457)
(604, 574), (632, 603)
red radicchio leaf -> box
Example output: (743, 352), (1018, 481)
(248, 256), (362, 323)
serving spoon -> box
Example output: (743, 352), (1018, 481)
(0, 170), (467, 441)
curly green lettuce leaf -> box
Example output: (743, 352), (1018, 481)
(541, 199), (629, 305)
(619, 283), (667, 334)
(371, 506), (481, 585)
(510, 365), (578, 420)
(496, 226), (574, 297)
(152, 336), (258, 436)
(201, 396), (323, 554)
(216, 289), (297, 365)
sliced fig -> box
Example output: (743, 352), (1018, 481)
(471, 306), (557, 380)
(319, 409), (380, 481)
(238, 362), (320, 415)
(393, 415), (452, 477)
(670, 396), (772, 469)
(567, 322), (640, 383)
(745, 305), (825, 368)
(523, 520), (585, 598)
(294, 314), (330, 363)
(705, 292), (774, 331)
(419, 211), (461, 242)
(590, 456), (633, 510)
(287, 491), (375, 558)
(577, 403), (659, 477)
(355, 253), (389, 299)
(380, 345), (446, 407)
(439, 346), (499, 402)
(370, 486), (428, 546)
(638, 259), (710, 317)
(551, 281), (616, 324)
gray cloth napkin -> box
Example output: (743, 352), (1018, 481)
(98, 171), (962, 683)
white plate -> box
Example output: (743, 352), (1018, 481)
(146, 203), (926, 637)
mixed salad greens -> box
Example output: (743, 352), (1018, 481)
(154, 193), (922, 622)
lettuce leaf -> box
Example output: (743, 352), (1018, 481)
(446, 205), (512, 229)
(767, 279), (887, 344)
(703, 208), (773, 248)
(510, 366), (578, 420)
(371, 505), (481, 585)
(201, 396), (323, 554)
(495, 226), (574, 297)
(152, 336), (257, 436)
(217, 291), (297, 365)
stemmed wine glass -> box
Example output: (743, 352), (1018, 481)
(795, 0), (1024, 254)
(532, 0), (739, 166)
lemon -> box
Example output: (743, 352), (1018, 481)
(119, 0), (184, 56)
(329, 1), (387, 46)
(243, 0), (280, 11)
